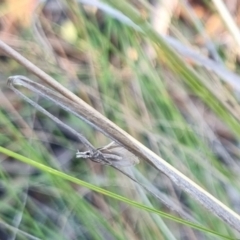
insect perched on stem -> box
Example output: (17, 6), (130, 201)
(76, 141), (139, 167)
(7, 75), (139, 168)
(7, 75), (194, 221)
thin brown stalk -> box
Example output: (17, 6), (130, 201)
(1, 40), (240, 232)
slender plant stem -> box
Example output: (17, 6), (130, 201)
(1, 40), (240, 232)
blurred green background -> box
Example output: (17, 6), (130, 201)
(0, 0), (240, 239)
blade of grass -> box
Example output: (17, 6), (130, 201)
(0, 146), (235, 240)
(1, 36), (240, 231)
(99, 0), (240, 232)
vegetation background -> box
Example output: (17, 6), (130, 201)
(1, 0), (240, 239)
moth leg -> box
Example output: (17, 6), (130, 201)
(91, 158), (112, 165)
(98, 141), (115, 151)
(100, 157), (112, 165)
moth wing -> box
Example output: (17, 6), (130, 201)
(101, 143), (139, 167)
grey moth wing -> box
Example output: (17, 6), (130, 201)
(99, 142), (139, 167)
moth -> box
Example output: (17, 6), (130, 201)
(8, 75), (139, 168)
(76, 141), (139, 167)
